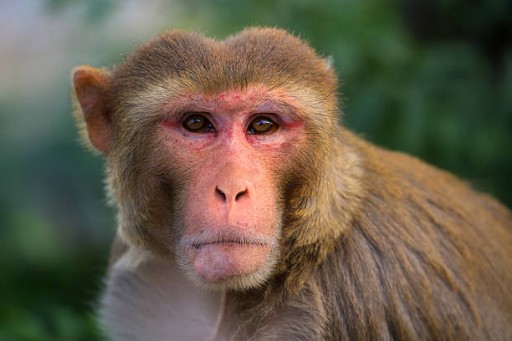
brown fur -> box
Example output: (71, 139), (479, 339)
(73, 27), (512, 340)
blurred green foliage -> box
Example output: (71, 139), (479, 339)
(0, 0), (510, 339)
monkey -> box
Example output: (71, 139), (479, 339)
(72, 27), (512, 340)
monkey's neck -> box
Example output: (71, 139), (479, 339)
(102, 246), (231, 340)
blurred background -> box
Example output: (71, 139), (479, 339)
(0, 0), (510, 339)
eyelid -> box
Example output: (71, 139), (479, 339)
(248, 113), (281, 126)
(181, 111), (213, 122)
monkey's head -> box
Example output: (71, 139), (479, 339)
(72, 28), (350, 291)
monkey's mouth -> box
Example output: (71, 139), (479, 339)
(179, 230), (277, 283)
(181, 229), (276, 250)
(190, 240), (270, 250)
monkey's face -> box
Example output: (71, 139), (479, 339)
(151, 85), (306, 291)
(73, 28), (339, 292)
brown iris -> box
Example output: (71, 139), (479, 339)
(183, 114), (215, 133)
(248, 117), (278, 135)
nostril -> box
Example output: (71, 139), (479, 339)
(235, 189), (247, 201)
(215, 187), (226, 201)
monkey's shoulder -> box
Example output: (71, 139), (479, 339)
(358, 142), (511, 229)
(321, 141), (512, 338)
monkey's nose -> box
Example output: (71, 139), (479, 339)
(215, 185), (248, 203)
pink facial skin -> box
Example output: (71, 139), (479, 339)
(159, 86), (305, 284)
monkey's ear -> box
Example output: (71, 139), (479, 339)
(72, 65), (112, 154)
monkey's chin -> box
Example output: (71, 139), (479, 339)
(180, 243), (276, 291)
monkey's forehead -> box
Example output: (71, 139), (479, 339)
(111, 27), (337, 97)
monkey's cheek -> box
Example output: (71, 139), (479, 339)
(189, 244), (271, 282)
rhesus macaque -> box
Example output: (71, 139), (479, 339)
(72, 28), (512, 340)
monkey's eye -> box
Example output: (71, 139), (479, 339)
(182, 114), (215, 133)
(247, 116), (278, 135)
